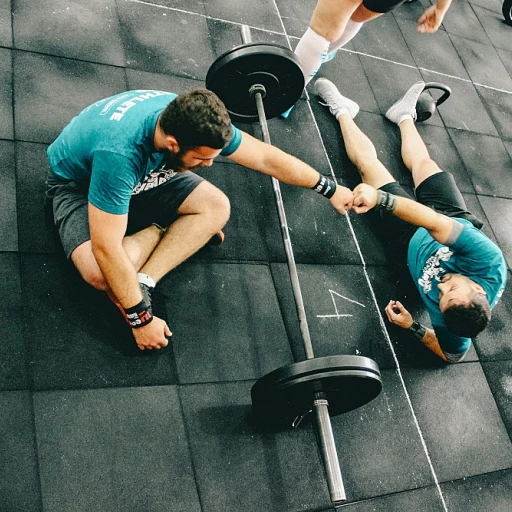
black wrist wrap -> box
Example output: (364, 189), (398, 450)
(124, 297), (153, 329)
(376, 190), (397, 211)
(312, 175), (337, 199)
(409, 321), (427, 340)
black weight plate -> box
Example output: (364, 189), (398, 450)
(251, 355), (382, 428)
(206, 42), (305, 122)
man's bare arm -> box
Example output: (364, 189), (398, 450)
(352, 182), (458, 245)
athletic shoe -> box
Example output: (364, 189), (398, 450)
(314, 78), (360, 119)
(385, 81), (425, 125)
(207, 230), (225, 246)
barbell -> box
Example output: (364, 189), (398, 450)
(206, 26), (382, 506)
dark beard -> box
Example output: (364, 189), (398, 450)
(164, 148), (187, 172)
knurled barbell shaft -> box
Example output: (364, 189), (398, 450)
(314, 396), (346, 503)
(253, 91), (315, 361)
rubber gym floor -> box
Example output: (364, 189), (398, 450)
(1, 0), (512, 511)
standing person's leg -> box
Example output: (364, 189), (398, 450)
(295, 0), (363, 85)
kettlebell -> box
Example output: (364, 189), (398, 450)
(416, 82), (451, 122)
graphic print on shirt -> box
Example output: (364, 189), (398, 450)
(418, 246), (453, 293)
(132, 163), (177, 195)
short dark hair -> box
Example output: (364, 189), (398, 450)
(159, 88), (232, 150)
(442, 290), (491, 338)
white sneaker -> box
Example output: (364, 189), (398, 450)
(385, 81), (425, 125)
(314, 78), (360, 119)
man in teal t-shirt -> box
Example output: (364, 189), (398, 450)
(46, 88), (355, 351)
(315, 78), (507, 363)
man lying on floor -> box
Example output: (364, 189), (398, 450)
(46, 88), (354, 351)
(315, 78), (507, 363)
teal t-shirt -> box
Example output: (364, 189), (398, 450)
(47, 90), (242, 214)
(407, 218), (507, 355)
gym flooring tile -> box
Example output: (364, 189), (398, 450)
(397, 17), (470, 80)
(13, 51), (127, 145)
(0, 48), (13, 140)
(328, 369), (437, 500)
(337, 485), (445, 512)
(207, 17), (290, 59)
(0, 140), (18, 252)
(15, 141), (57, 254)
(462, 193), (500, 245)
(402, 363), (512, 482)
(449, 130), (512, 199)
(145, 0), (206, 16)
(116, 0), (215, 79)
(276, 184), (363, 265)
(482, 361), (512, 435)
(0, 253), (27, 391)
(203, 0), (283, 34)
(265, 102), (333, 175)
(477, 85), (512, 141)
(270, 263), (396, 368)
(0, 1), (11, 47)
(33, 386), (201, 512)
(22, 253), (180, 391)
(12, 0), (126, 67)
(0, 391), (41, 512)
(441, 469), (512, 512)
(497, 48), (512, 80)
(449, 34), (512, 92)
(352, 13), (416, 67)
(441, 0), (492, 45)
(274, 0), (314, 39)
(181, 380), (332, 512)
(472, 4), (511, 52)
(467, 0), (504, 13)
(190, 163), (287, 263)
(479, 197), (512, 270)
(356, 54), (439, 124)
(422, 70), (500, 136)
(158, 262), (294, 384)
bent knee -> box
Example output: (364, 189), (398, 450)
(70, 242), (108, 291)
(182, 182), (231, 227)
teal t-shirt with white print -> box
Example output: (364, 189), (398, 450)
(47, 90), (242, 214)
(407, 218), (507, 355)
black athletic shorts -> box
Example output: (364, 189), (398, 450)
(370, 172), (484, 266)
(363, 0), (406, 14)
(45, 170), (205, 259)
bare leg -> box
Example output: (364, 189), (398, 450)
(140, 181), (230, 282)
(71, 224), (164, 291)
(309, 0), (363, 41)
(337, 114), (396, 189)
(71, 181), (229, 289)
(398, 119), (443, 188)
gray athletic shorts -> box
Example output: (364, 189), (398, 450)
(369, 172), (484, 266)
(45, 170), (205, 259)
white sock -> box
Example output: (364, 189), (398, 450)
(329, 20), (363, 51)
(295, 27), (330, 85)
(398, 114), (414, 124)
(137, 272), (156, 288)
